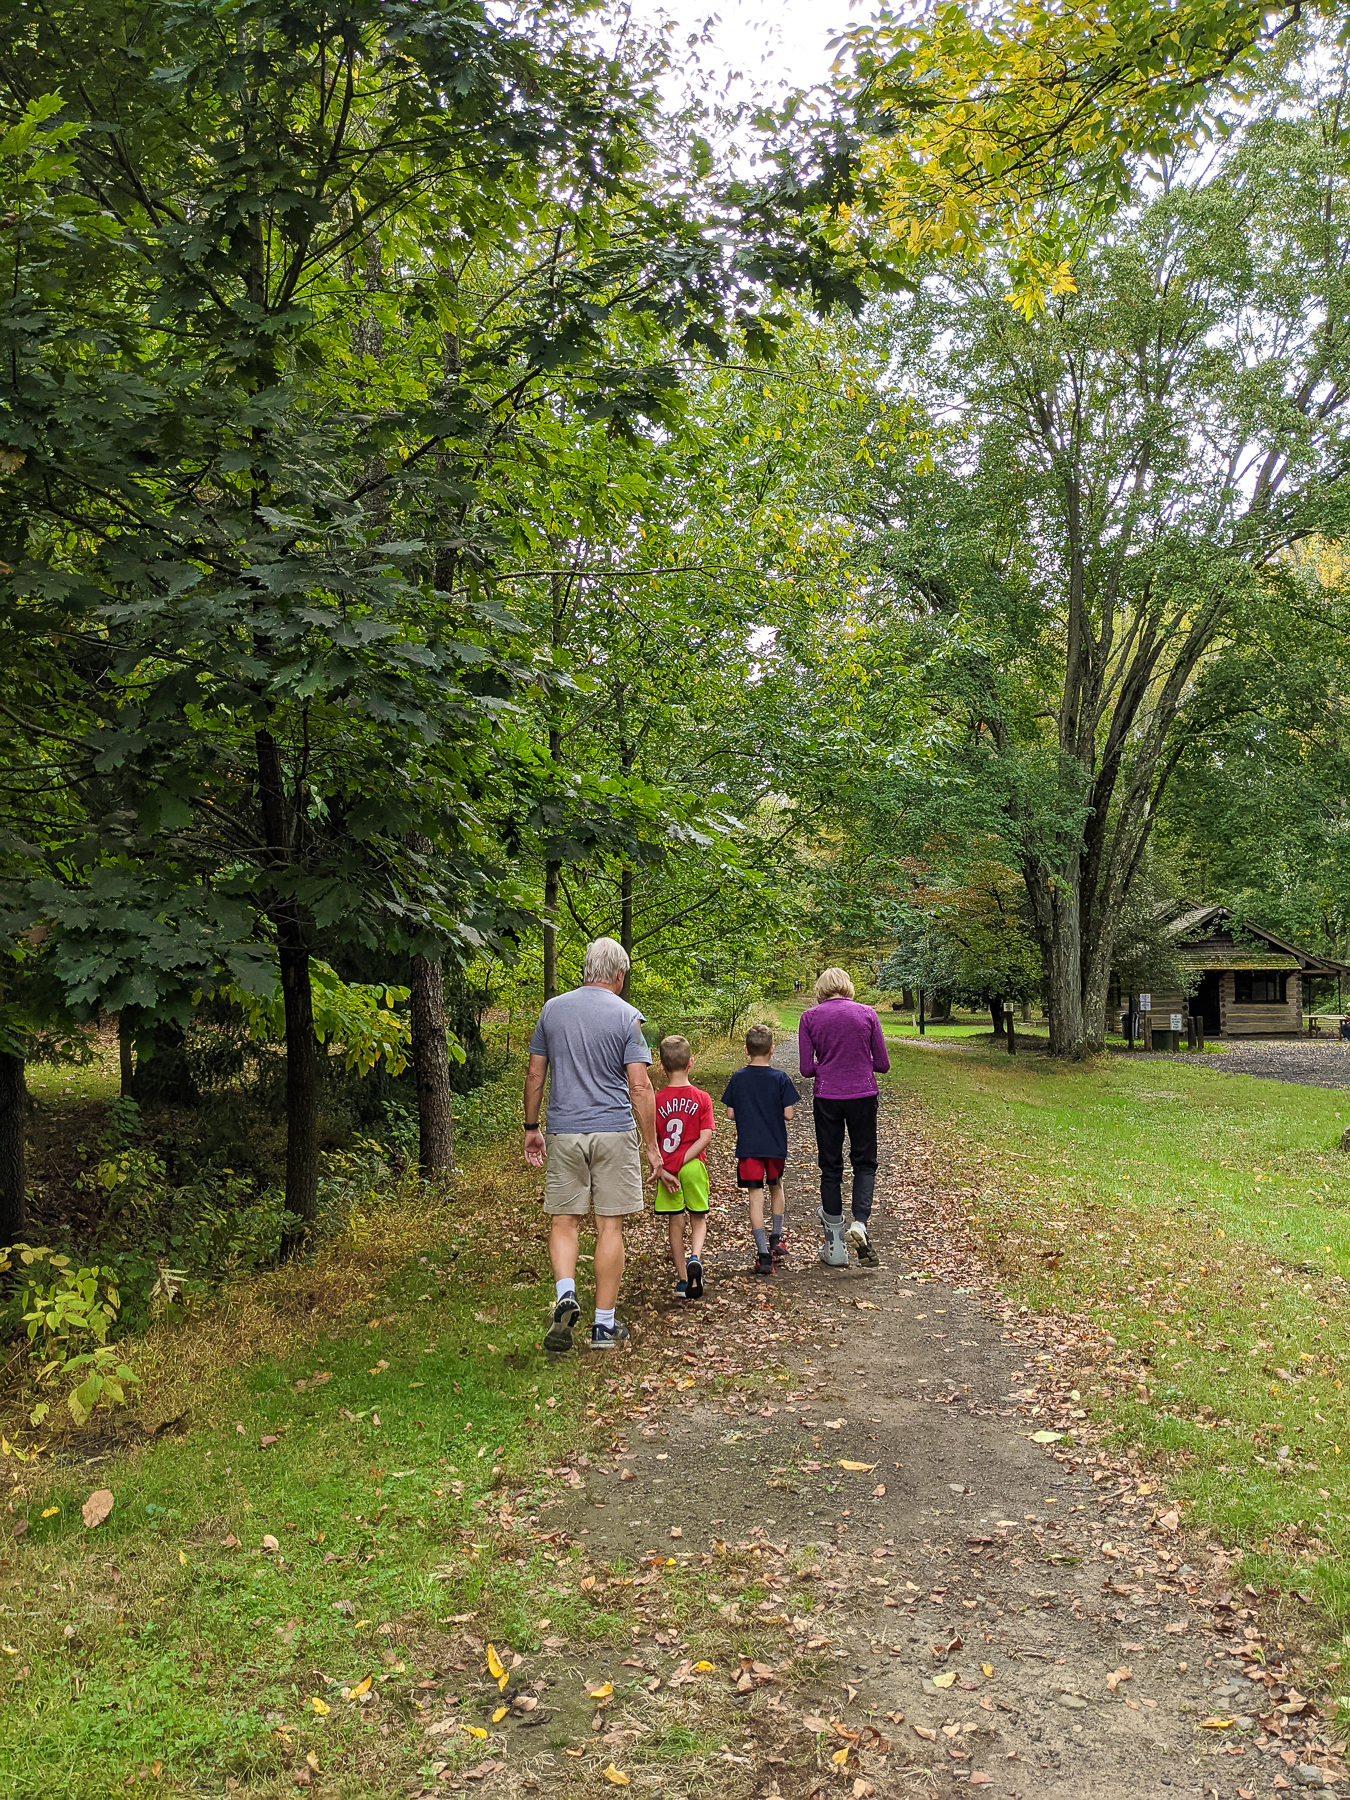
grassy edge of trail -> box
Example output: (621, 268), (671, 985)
(883, 1043), (1350, 1677)
(0, 1134), (623, 1799)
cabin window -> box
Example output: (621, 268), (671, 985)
(1234, 971), (1288, 1004)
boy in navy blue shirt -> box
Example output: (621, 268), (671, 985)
(721, 1023), (801, 1275)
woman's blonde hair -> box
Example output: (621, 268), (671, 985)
(814, 967), (855, 1002)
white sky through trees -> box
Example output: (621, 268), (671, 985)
(629, 0), (849, 100)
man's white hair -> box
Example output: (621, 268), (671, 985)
(583, 936), (631, 985)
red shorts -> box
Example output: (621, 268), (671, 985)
(737, 1157), (785, 1187)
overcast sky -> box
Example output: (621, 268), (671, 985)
(627, 0), (863, 103)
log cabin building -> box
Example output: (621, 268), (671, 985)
(1110, 903), (1348, 1042)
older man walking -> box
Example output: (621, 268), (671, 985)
(524, 937), (662, 1352)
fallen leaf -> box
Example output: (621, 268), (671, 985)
(1029, 1430), (1062, 1445)
(1106, 1667), (1132, 1693)
(969, 1776), (993, 1788)
(310, 1697), (329, 1716)
(932, 1670), (957, 1689)
(852, 1780), (875, 1798)
(1199, 1716), (1234, 1729)
(305, 1752), (319, 1772)
(873, 1484), (887, 1496)
(1158, 1509), (1180, 1532)
(463, 1725), (487, 1740)
(831, 1746), (851, 1765)
(586, 1682), (614, 1699)
(855, 1300), (879, 1310)
(41, 1507), (57, 1519)
(669, 1527), (683, 1539)
(692, 1660), (714, 1672)
(603, 1767), (629, 1786)
(803, 1713), (830, 1733)
(222, 1533), (240, 1549)
(914, 1724), (937, 1741)
(81, 1489), (114, 1530)
(492, 1705), (508, 1723)
(486, 1643), (508, 1691)
(260, 1435), (280, 1449)
(839, 1460), (878, 1473)
(262, 1534), (280, 1553)
(823, 1418), (845, 1429)
(981, 1663), (993, 1678)
(349, 1674), (373, 1699)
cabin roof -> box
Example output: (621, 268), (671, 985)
(1163, 903), (1349, 976)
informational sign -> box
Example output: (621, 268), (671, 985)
(1139, 992), (1152, 1012)
(1171, 1013), (1183, 1031)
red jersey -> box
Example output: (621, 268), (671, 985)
(654, 1084), (715, 1176)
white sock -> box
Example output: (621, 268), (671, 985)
(595, 1307), (616, 1329)
(556, 1278), (576, 1302)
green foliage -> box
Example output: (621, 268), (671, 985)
(225, 964), (424, 1077)
(2, 1245), (138, 1426)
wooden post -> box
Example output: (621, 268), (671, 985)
(1186, 1012), (1197, 1050)
(1196, 1013), (1205, 1051)
(1126, 995), (1135, 1051)
(1004, 1003), (1016, 1055)
(918, 987), (925, 1036)
(1142, 1011), (1154, 1052)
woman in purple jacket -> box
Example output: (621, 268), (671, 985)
(798, 968), (890, 1268)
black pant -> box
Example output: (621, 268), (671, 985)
(813, 1094), (878, 1221)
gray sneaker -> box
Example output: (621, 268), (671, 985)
(544, 1292), (581, 1353)
(847, 1221), (880, 1267)
(586, 1320), (631, 1350)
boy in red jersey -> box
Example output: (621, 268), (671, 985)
(652, 1035), (715, 1299)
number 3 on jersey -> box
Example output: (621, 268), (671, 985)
(661, 1117), (685, 1155)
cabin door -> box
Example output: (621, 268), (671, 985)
(1196, 971), (1222, 1034)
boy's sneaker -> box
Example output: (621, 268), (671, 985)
(586, 1320), (631, 1350)
(753, 1250), (773, 1277)
(543, 1291), (581, 1354)
(847, 1221), (880, 1267)
(685, 1256), (704, 1299)
(674, 1279), (689, 1299)
(769, 1232), (787, 1265)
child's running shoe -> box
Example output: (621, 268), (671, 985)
(753, 1250), (773, 1277)
(674, 1279), (689, 1299)
(769, 1232), (787, 1266)
(586, 1320), (631, 1350)
(847, 1221), (880, 1267)
(543, 1290), (581, 1354)
(685, 1256), (704, 1299)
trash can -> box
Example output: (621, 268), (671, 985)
(1151, 1029), (1176, 1052)
(1340, 1017), (1350, 1042)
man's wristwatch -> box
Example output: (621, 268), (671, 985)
(524, 1122), (540, 1130)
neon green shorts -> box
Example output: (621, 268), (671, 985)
(654, 1159), (710, 1215)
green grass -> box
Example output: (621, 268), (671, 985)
(885, 1043), (1350, 1636)
(0, 1155), (613, 1799)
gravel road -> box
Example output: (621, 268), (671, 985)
(1156, 1038), (1350, 1089)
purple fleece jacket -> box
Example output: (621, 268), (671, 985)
(798, 997), (891, 1099)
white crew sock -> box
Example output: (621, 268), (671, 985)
(595, 1307), (616, 1329)
(556, 1278), (576, 1302)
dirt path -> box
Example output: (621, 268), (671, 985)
(429, 1056), (1341, 1800)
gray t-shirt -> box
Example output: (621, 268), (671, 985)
(528, 985), (651, 1134)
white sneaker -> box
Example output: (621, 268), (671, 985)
(847, 1221), (880, 1266)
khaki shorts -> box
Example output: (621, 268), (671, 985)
(543, 1129), (646, 1217)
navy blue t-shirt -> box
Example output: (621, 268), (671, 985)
(721, 1065), (801, 1160)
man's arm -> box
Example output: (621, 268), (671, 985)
(523, 1053), (548, 1168)
(626, 1061), (663, 1180)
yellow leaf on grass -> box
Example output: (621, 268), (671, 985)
(310, 1697), (330, 1716)
(306, 1752), (320, 1772)
(831, 1746), (851, 1765)
(486, 1643), (508, 1690)
(586, 1682), (614, 1699)
(41, 1508), (57, 1519)
(603, 1767), (629, 1786)
(692, 1661), (714, 1672)
(981, 1662), (993, 1678)
(932, 1670), (957, 1689)
(492, 1706), (508, 1723)
(839, 1460), (877, 1473)
(350, 1674), (373, 1698)
(178, 1551), (187, 1567)
(464, 1725), (487, 1740)
(1200, 1716), (1234, 1729)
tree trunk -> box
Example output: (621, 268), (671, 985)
(256, 726), (319, 1253)
(620, 865), (633, 1001)
(543, 859), (560, 1002)
(0, 1052), (27, 1240)
(410, 952), (454, 1178)
(989, 995), (1006, 1036)
(118, 1014), (134, 1097)
(1036, 869), (1089, 1060)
